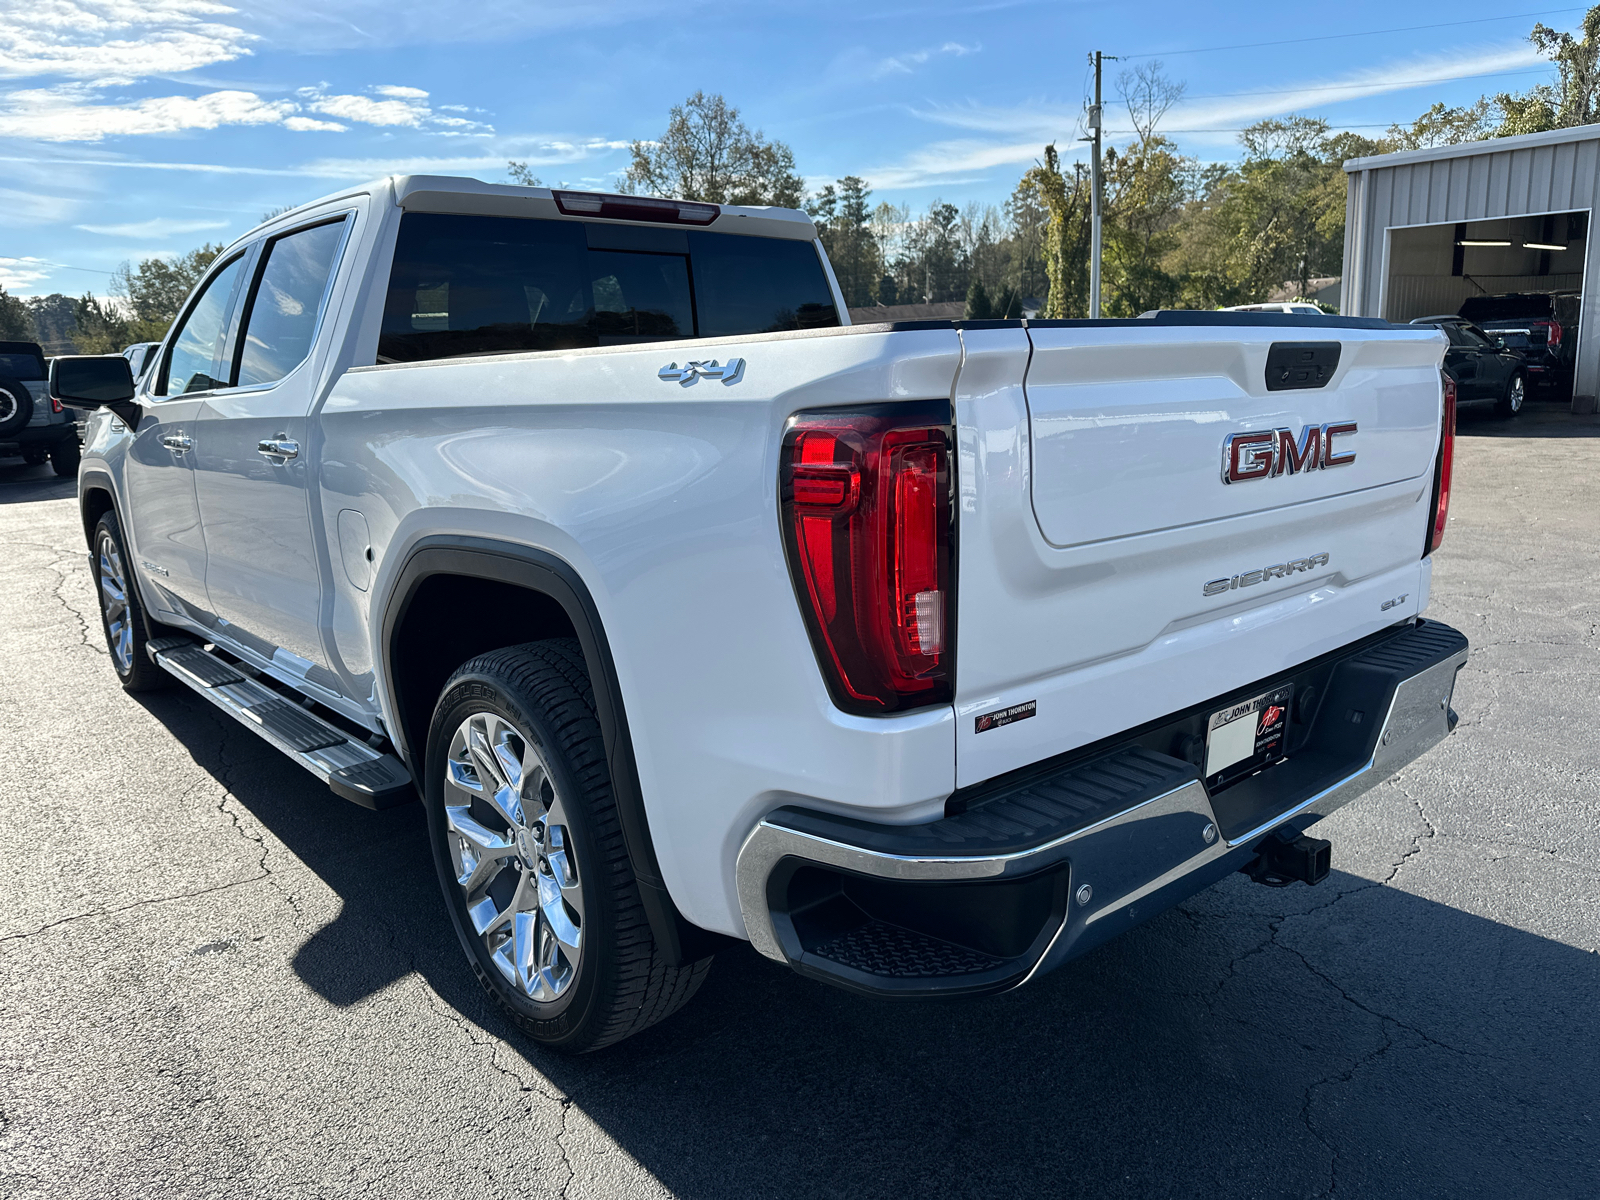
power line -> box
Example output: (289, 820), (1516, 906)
(1121, 9), (1585, 59)
(1182, 65), (1550, 102)
(1102, 125), (1396, 134)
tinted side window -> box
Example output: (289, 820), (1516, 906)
(378, 213), (840, 365)
(380, 214), (596, 364)
(160, 255), (246, 396)
(688, 231), (839, 337)
(234, 219), (348, 388)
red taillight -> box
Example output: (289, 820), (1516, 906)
(50, 393), (62, 414)
(1546, 319), (1562, 349)
(780, 404), (954, 713)
(552, 190), (719, 226)
(1428, 372), (1457, 555)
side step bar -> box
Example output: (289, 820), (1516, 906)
(147, 637), (414, 810)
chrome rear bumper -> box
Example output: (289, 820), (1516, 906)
(736, 620), (1468, 996)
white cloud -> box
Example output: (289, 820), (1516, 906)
(0, 187), (81, 226)
(0, 86), (294, 141)
(0, 0), (255, 85)
(309, 92), (425, 126)
(0, 133), (631, 183)
(75, 215), (228, 237)
(0, 80), (483, 141)
(240, 0), (700, 51)
(0, 255), (52, 289)
(300, 86), (491, 133)
(872, 41), (979, 80)
(870, 43), (1547, 186)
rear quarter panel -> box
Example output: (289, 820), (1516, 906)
(321, 326), (963, 936)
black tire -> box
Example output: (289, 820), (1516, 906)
(425, 639), (711, 1052)
(50, 436), (80, 477)
(92, 510), (174, 692)
(0, 375), (34, 438)
(22, 445), (48, 466)
(1495, 371), (1526, 419)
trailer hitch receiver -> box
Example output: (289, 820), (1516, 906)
(1243, 830), (1332, 888)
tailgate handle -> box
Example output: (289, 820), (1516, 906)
(1266, 342), (1341, 391)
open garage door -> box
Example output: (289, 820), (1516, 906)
(1384, 213), (1586, 403)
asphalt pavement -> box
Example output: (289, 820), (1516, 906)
(1, 403), (1597, 1199)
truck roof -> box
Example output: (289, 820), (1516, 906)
(237, 175), (818, 247)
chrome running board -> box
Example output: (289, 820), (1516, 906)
(147, 637), (414, 810)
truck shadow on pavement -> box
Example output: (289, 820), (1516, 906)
(0, 460), (76, 503)
(132, 686), (1600, 1200)
(1457, 403), (1600, 438)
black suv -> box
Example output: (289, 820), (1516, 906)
(1457, 292), (1578, 401)
(1408, 317), (1528, 418)
(0, 341), (80, 476)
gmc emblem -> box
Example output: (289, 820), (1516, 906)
(1222, 423), (1357, 484)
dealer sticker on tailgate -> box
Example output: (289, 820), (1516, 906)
(1204, 685), (1291, 786)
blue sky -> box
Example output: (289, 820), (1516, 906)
(0, 1), (1576, 301)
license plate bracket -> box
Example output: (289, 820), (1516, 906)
(1205, 685), (1292, 790)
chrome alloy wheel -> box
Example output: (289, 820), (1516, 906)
(0, 387), (18, 425)
(1509, 375), (1525, 413)
(444, 712), (583, 1002)
(96, 530), (134, 673)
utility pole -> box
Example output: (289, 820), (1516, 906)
(1088, 50), (1112, 320)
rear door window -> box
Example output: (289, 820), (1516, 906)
(378, 212), (839, 364)
(158, 254), (247, 397)
(233, 218), (349, 388)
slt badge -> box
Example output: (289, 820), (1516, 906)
(1222, 423), (1356, 484)
(658, 358), (746, 386)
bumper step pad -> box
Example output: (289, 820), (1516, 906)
(148, 637), (414, 810)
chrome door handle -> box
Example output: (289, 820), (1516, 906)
(161, 433), (192, 455)
(257, 437), (299, 461)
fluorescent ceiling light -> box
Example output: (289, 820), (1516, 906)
(1456, 239), (1510, 246)
(1523, 241), (1569, 251)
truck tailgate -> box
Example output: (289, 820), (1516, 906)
(953, 320), (1447, 789)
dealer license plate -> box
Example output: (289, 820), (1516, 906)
(1204, 685), (1292, 787)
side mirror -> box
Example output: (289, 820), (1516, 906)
(49, 355), (136, 406)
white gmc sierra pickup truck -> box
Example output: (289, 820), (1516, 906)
(52, 177), (1469, 1052)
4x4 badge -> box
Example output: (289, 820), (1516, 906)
(658, 358), (745, 386)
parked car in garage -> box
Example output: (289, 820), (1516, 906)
(1410, 316), (1528, 417)
(0, 340), (80, 474)
(1456, 292), (1578, 401)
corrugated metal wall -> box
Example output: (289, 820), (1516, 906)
(1343, 128), (1600, 403)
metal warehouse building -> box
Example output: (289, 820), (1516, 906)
(1342, 125), (1598, 411)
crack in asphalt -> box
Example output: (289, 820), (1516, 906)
(1384, 783), (1438, 885)
(0, 873), (271, 947)
(1298, 1019), (1399, 1197)
(0, 537), (98, 653)
(205, 715), (307, 927)
(414, 971), (579, 1196)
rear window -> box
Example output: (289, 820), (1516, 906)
(0, 342), (45, 379)
(377, 213), (839, 365)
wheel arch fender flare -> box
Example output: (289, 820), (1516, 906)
(377, 535), (730, 964)
(79, 469), (120, 549)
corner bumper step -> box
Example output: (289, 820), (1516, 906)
(148, 637), (414, 810)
